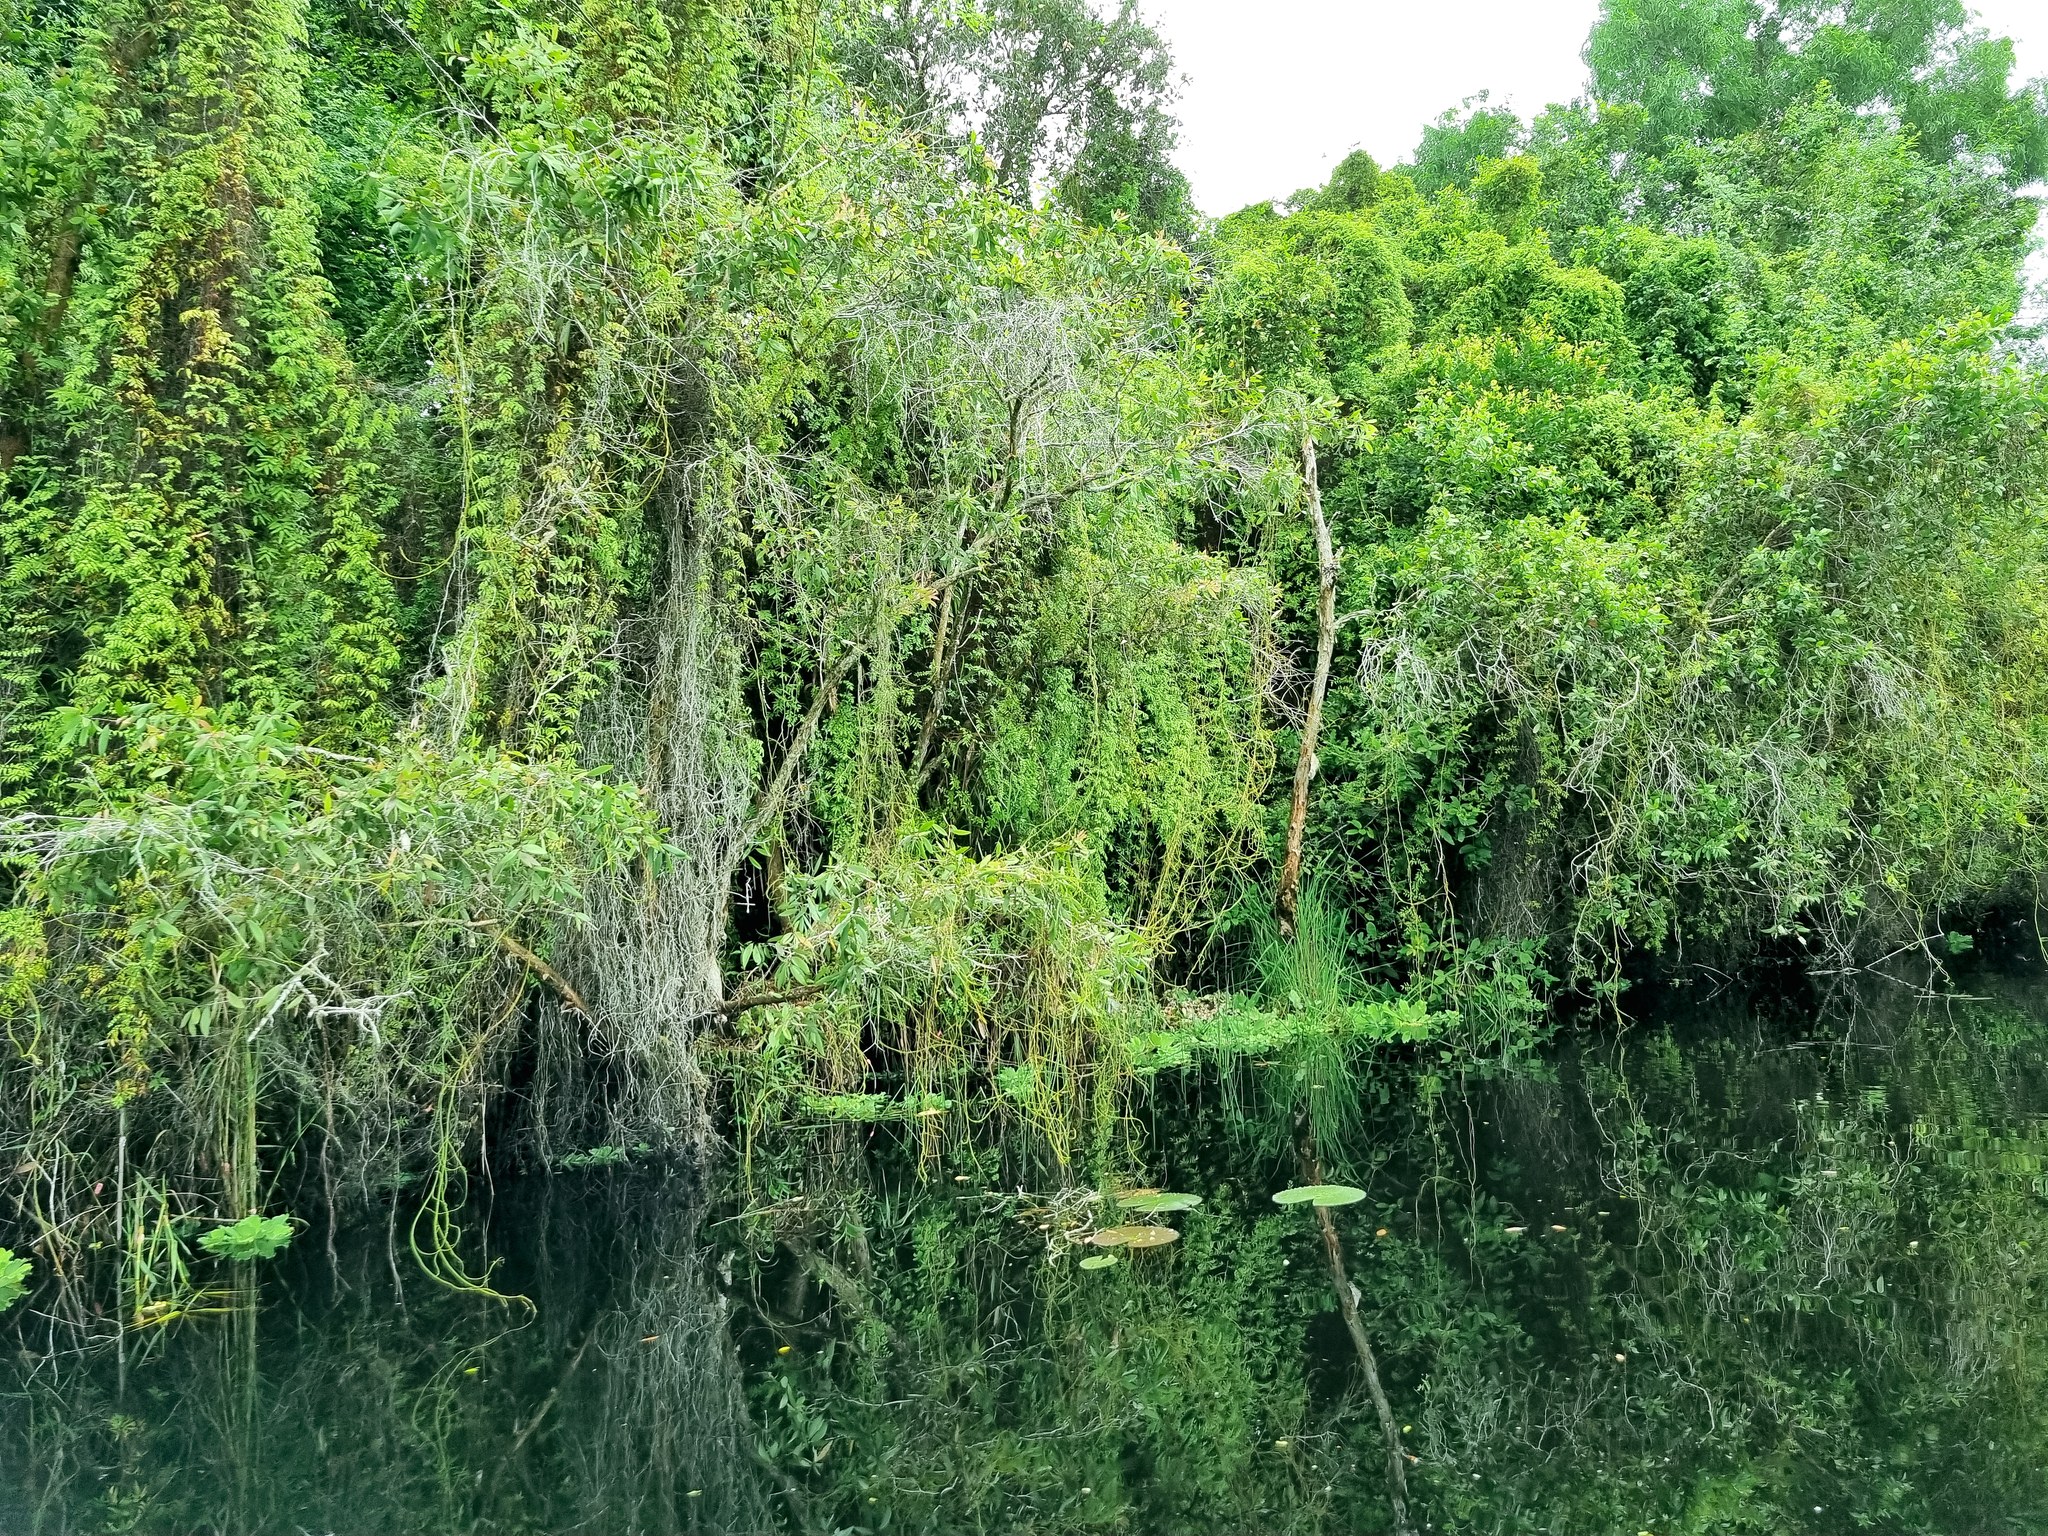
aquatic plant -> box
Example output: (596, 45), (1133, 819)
(1271, 1184), (1367, 1207)
(1119, 1191), (1201, 1214)
(197, 1214), (293, 1262)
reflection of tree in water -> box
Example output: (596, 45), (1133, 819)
(1397, 982), (2048, 1533)
(10, 976), (2048, 1533)
(550, 1195), (778, 1534)
(733, 977), (2048, 1534)
(0, 1182), (776, 1534)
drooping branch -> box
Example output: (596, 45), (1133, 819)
(912, 389), (1031, 784)
(737, 548), (999, 881)
(912, 515), (974, 782)
(486, 923), (593, 1018)
(707, 981), (829, 1022)
(1277, 433), (1339, 938)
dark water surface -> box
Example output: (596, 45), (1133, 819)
(11, 957), (2048, 1534)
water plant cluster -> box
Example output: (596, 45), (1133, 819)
(2, 0), (2046, 1311)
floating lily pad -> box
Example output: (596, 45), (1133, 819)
(1089, 1224), (1180, 1249)
(1121, 1225), (1179, 1249)
(1119, 1191), (1202, 1214)
(1078, 1254), (1119, 1271)
(1272, 1184), (1367, 1208)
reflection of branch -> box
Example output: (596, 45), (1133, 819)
(792, 1241), (906, 1348)
(1299, 1136), (1415, 1536)
(753, 1443), (816, 1533)
(506, 1322), (598, 1459)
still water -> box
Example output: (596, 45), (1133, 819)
(9, 956), (2048, 1535)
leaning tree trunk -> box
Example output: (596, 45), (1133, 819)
(1276, 434), (1339, 939)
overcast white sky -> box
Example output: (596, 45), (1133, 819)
(1149, 0), (2048, 215)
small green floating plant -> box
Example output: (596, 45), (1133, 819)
(1078, 1191), (1202, 1268)
(0, 1247), (30, 1313)
(197, 1215), (295, 1262)
(1119, 1191), (1202, 1215)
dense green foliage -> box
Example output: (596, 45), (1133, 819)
(0, 0), (1278, 1269)
(1, 0), (2045, 1302)
(1209, 25), (2048, 1010)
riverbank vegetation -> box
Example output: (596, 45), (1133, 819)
(3, 0), (2046, 1298)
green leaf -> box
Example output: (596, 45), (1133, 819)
(1118, 1191), (1202, 1214)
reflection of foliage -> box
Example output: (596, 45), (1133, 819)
(1388, 993), (2048, 1533)
(735, 1177), (1338, 1535)
(742, 986), (2048, 1535)
(0, 1185), (776, 1533)
(9, 985), (2048, 1532)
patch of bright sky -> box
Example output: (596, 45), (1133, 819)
(1151, 0), (2047, 214)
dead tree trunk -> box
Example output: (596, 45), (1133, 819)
(1277, 433), (1339, 939)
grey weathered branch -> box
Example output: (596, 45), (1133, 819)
(1277, 434), (1339, 938)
